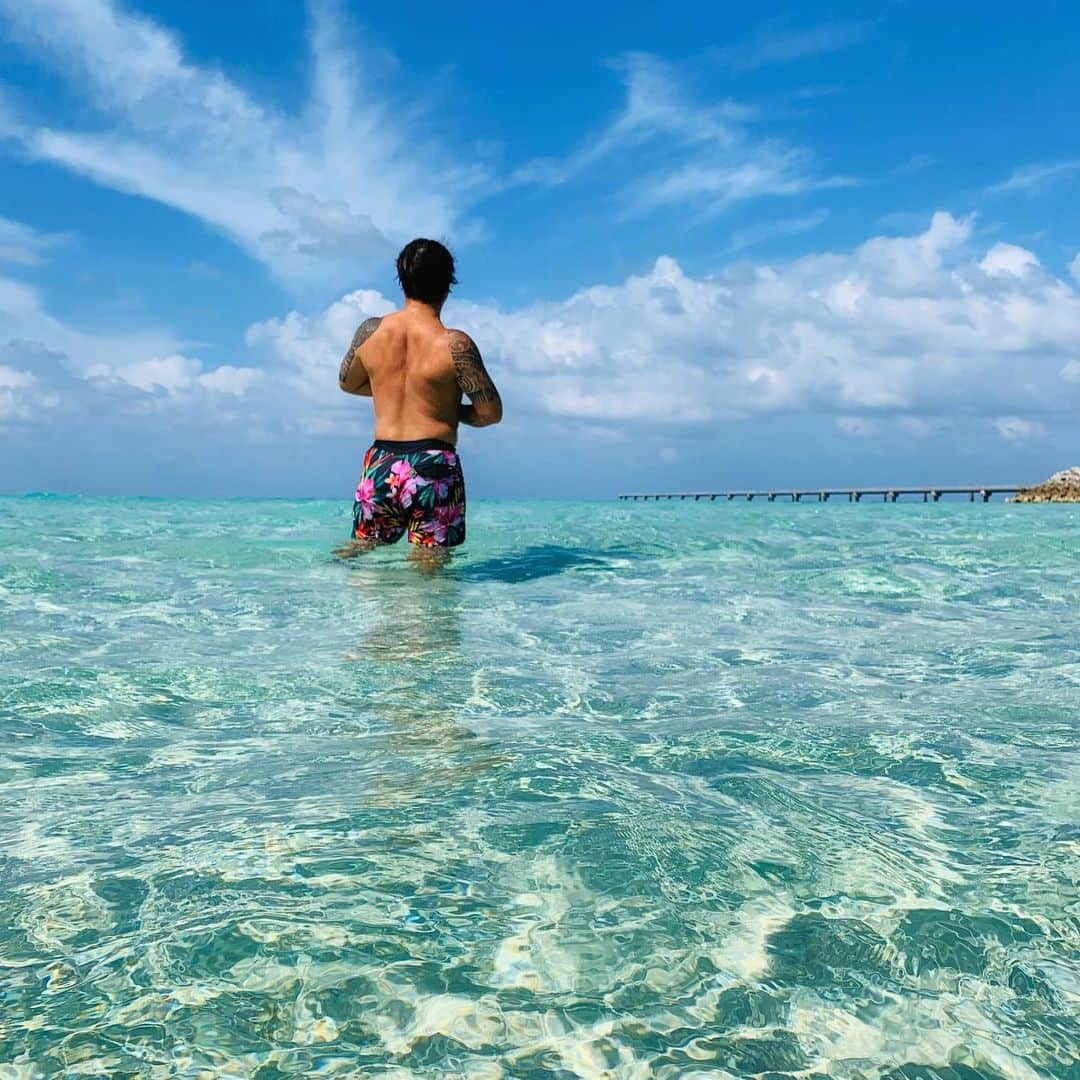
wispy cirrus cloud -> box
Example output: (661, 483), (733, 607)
(0, 6), (859, 273)
(629, 154), (854, 219)
(722, 209), (830, 255)
(791, 85), (843, 100)
(510, 53), (756, 188)
(989, 160), (1080, 195)
(0, 0), (491, 284)
(0, 216), (72, 266)
(515, 53), (856, 219)
(713, 21), (872, 72)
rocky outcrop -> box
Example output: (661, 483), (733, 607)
(1012, 466), (1080, 502)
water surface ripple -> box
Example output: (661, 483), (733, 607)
(0, 497), (1077, 1078)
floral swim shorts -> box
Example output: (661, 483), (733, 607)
(352, 438), (466, 547)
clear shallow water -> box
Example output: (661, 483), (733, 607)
(0, 495), (1077, 1079)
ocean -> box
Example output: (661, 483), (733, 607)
(1, 495), (1077, 1078)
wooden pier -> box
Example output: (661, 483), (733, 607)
(619, 486), (1024, 503)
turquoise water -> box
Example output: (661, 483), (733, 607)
(0, 496), (1077, 1078)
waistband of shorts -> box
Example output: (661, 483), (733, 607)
(371, 437), (457, 454)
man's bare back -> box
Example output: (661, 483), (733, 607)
(338, 301), (501, 443)
(337, 238), (500, 552)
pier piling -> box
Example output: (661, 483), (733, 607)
(620, 485), (1023, 503)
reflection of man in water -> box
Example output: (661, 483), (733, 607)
(338, 239), (502, 557)
(347, 565), (506, 791)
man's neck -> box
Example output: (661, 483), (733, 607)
(403, 297), (444, 320)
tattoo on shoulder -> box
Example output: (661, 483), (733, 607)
(449, 330), (499, 402)
(339, 317), (381, 384)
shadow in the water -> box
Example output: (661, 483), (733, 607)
(347, 564), (462, 660)
(343, 564), (509, 796)
(456, 544), (613, 584)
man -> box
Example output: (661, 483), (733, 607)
(338, 238), (502, 552)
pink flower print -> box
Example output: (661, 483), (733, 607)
(433, 479), (450, 500)
(425, 449), (457, 468)
(429, 502), (463, 543)
(389, 459), (420, 508)
(355, 477), (376, 520)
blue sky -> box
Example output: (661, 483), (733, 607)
(1, 0), (1078, 497)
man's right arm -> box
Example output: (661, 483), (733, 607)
(449, 330), (502, 427)
(338, 317), (382, 395)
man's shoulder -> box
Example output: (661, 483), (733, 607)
(445, 328), (482, 357)
(351, 313), (388, 348)
(362, 311), (417, 349)
(367, 310), (403, 333)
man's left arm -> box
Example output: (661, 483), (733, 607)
(338, 317), (382, 395)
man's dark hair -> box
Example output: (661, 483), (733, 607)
(396, 238), (457, 306)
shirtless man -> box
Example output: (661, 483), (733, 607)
(338, 238), (502, 552)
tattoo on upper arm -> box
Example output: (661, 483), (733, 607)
(449, 331), (499, 403)
(339, 317), (382, 385)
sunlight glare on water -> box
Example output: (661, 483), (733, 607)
(0, 496), (1077, 1077)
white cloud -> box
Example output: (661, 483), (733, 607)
(724, 209), (830, 254)
(713, 21), (872, 72)
(82, 354), (255, 396)
(1069, 254), (1080, 285)
(979, 242), (1039, 277)
(989, 161), (1080, 195)
(1, 8), (858, 276)
(0, 270), (184, 369)
(3, 265), (210, 392)
(86, 354), (202, 393)
(514, 53), (855, 219)
(993, 417), (1047, 441)
(630, 155), (854, 219)
(244, 212), (1080, 433)
(3, 214), (1079, 453)
(512, 54), (750, 187)
(0, 217), (72, 266)
(0, 273), (257, 430)
(0, 0), (491, 283)
(0, 365), (34, 389)
(0, 364), (38, 421)
(245, 288), (396, 434)
(197, 365), (257, 396)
